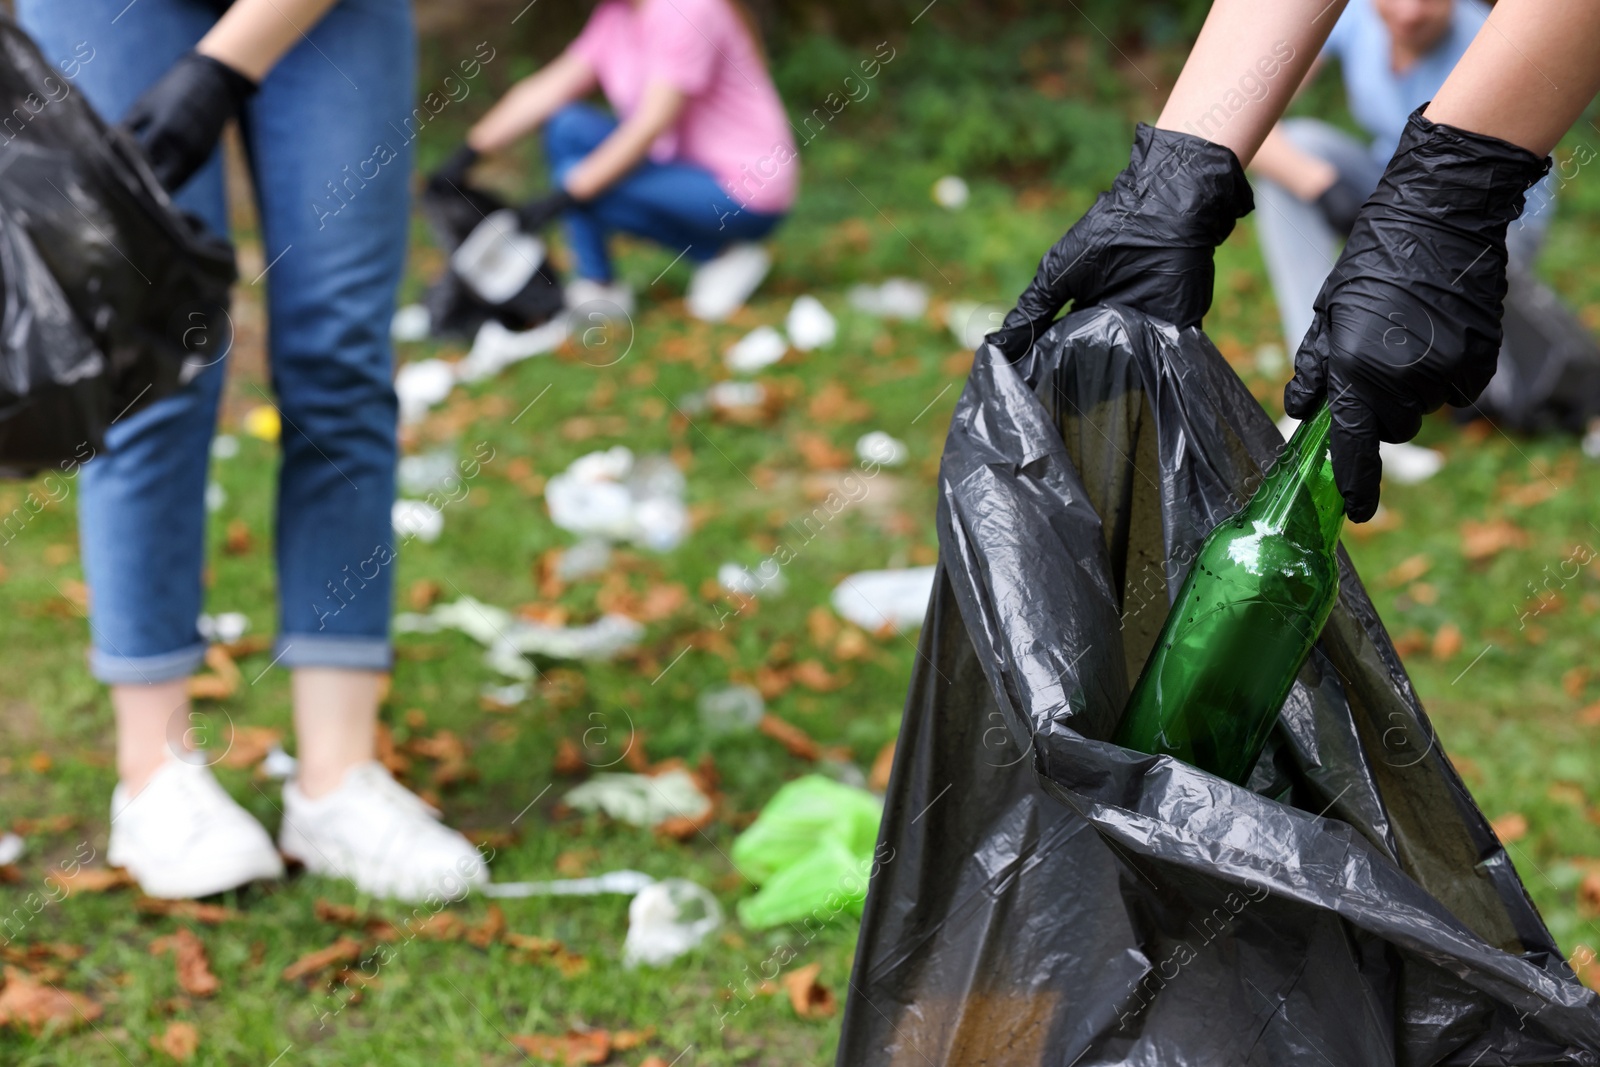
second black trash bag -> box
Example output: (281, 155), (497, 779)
(0, 16), (236, 473)
(838, 305), (1600, 1066)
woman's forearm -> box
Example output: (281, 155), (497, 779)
(468, 52), (597, 154)
(1425, 0), (1600, 156)
(1250, 126), (1337, 200)
(561, 81), (684, 200)
(1154, 0), (1344, 166)
(195, 0), (342, 82)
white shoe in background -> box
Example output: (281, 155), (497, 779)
(686, 243), (771, 322)
(279, 761), (487, 902)
(564, 277), (635, 319)
(108, 756), (285, 899)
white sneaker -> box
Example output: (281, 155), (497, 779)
(108, 756), (285, 899)
(564, 277), (634, 319)
(686, 243), (771, 322)
(279, 761), (487, 902)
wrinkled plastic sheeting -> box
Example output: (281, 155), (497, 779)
(0, 16), (235, 473)
(839, 305), (1600, 1066)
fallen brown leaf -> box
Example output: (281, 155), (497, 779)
(759, 714), (820, 761)
(55, 867), (135, 894)
(150, 928), (219, 997)
(0, 967), (100, 1033)
(152, 1020), (199, 1061)
(217, 726), (281, 770)
(782, 962), (837, 1019)
(466, 905), (506, 949)
(792, 660), (844, 692)
(509, 1031), (610, 1065)
(1384, 554), (1433, 586)
(869, 740), (896, 793)
(408, 578), (443, 611)
(223, 517), (253, 555)
(792, 432), (852, 471)
(807, 382), (872, 423)
(612, 1026), (655, 1050)
(807, 605), (840, 647)
(218, 633), (272, 659)
(1431, 623), (1463, 661)
(1563, 667), (1591, 699)
(1491, 812), (1528, 844)
(11, 815), (74, 836)
(1460, 518), (1530, 562)
(281, 938), (362, 983)
(1580, 873), (1600, 918)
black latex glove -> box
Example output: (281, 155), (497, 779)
(1312, 169), (1367, 236)
(121, 52), (256, 193)
(427, 144), (479, 193)
(986, 123), (1253, 357)
(517, 189), (576, 233)
(1284, 108), (1549, 522)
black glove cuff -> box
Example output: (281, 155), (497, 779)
(1380, 106), (1550, 227)
(1123, 123), (1255, 244)
(192, 52), (258, 109)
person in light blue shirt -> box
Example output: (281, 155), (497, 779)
(1251, 0), (1556, 358)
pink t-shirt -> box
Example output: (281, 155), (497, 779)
(568, 0), (798, 214)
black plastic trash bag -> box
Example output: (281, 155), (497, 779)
(418, 176), (563, 340)
(838, 305), (1600, 1066)
(0, 15), (236, 475)
(1477, 267), (1600, 435)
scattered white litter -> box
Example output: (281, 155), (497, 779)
(205, 482), (227, 513)
(546, 447), (689, 551)
(1277, 415), (1444, 485)
(1255, 343), (1287, 377)
(565, 769), (713, 828)
(624, 878), (723, 968)
(697, 684), (766, 735)
(856, 430), (908, 467)
(831, 566), (938, 632)
(391, 303), (432, 342)
(932, 175), (970, 209)
(452, 209), (546, 305)
(819, 757), (869, 791)
(725, 325), (788, 373)
(706, 381), (767, 413)
(849, 278), (929, 320)
(0, 832), (25, 865)
(261, 745), (298, 780)
(395, 359), (456, 424)
(555, 538), (612, 582)
(210, 434), (239, 461)
(392, 498), (444, 543)
(718, 561), (786, 597)
(944, 300), (1007, 350)
(483, 870), (656, 898)
(458, 314), (569, 383)
(1584, 422), (1600, 460)
(394, 596), (643, 676)
(786, 295), (837, 350)
(197, 612), (249, 645)
(398, 451), (459, 495)
(480, 682), (528, 707)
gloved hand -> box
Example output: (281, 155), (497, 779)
(1284, 108), (1549, 522)
(1312, 169), (1367, 236)
(121, 51), (257, 193)
(517, 189), (576, 233)
(426, 144), (479, 193)
(986, 123), (1253, 357)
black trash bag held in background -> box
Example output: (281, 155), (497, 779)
(0, 16), (236, 475)
(838, 305), (1600, 1066)
(417, 176), (564, 340)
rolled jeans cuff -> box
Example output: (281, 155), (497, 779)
(273, 633), (392, 673)
(88, 641), (209, 685)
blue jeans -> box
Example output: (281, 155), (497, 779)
(544, 104), (785, 283)
(19, 0), (415, 683)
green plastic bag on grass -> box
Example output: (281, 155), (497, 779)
(730, 775), (884, 929)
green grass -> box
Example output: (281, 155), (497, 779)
(7, 27), (1600, 1066)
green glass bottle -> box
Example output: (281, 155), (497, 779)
(1114, 402), (1344, 785)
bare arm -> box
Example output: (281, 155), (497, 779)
(1425, 0), (1600, 156)
(1251, 126), (1338, 199)
(195, 0), (342, 82)
(1154, 0), (1345, 165)
(556, 81), (686, 200)
(467, 52), (598, 154)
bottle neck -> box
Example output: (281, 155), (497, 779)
(1256, 402), (1343, 546)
